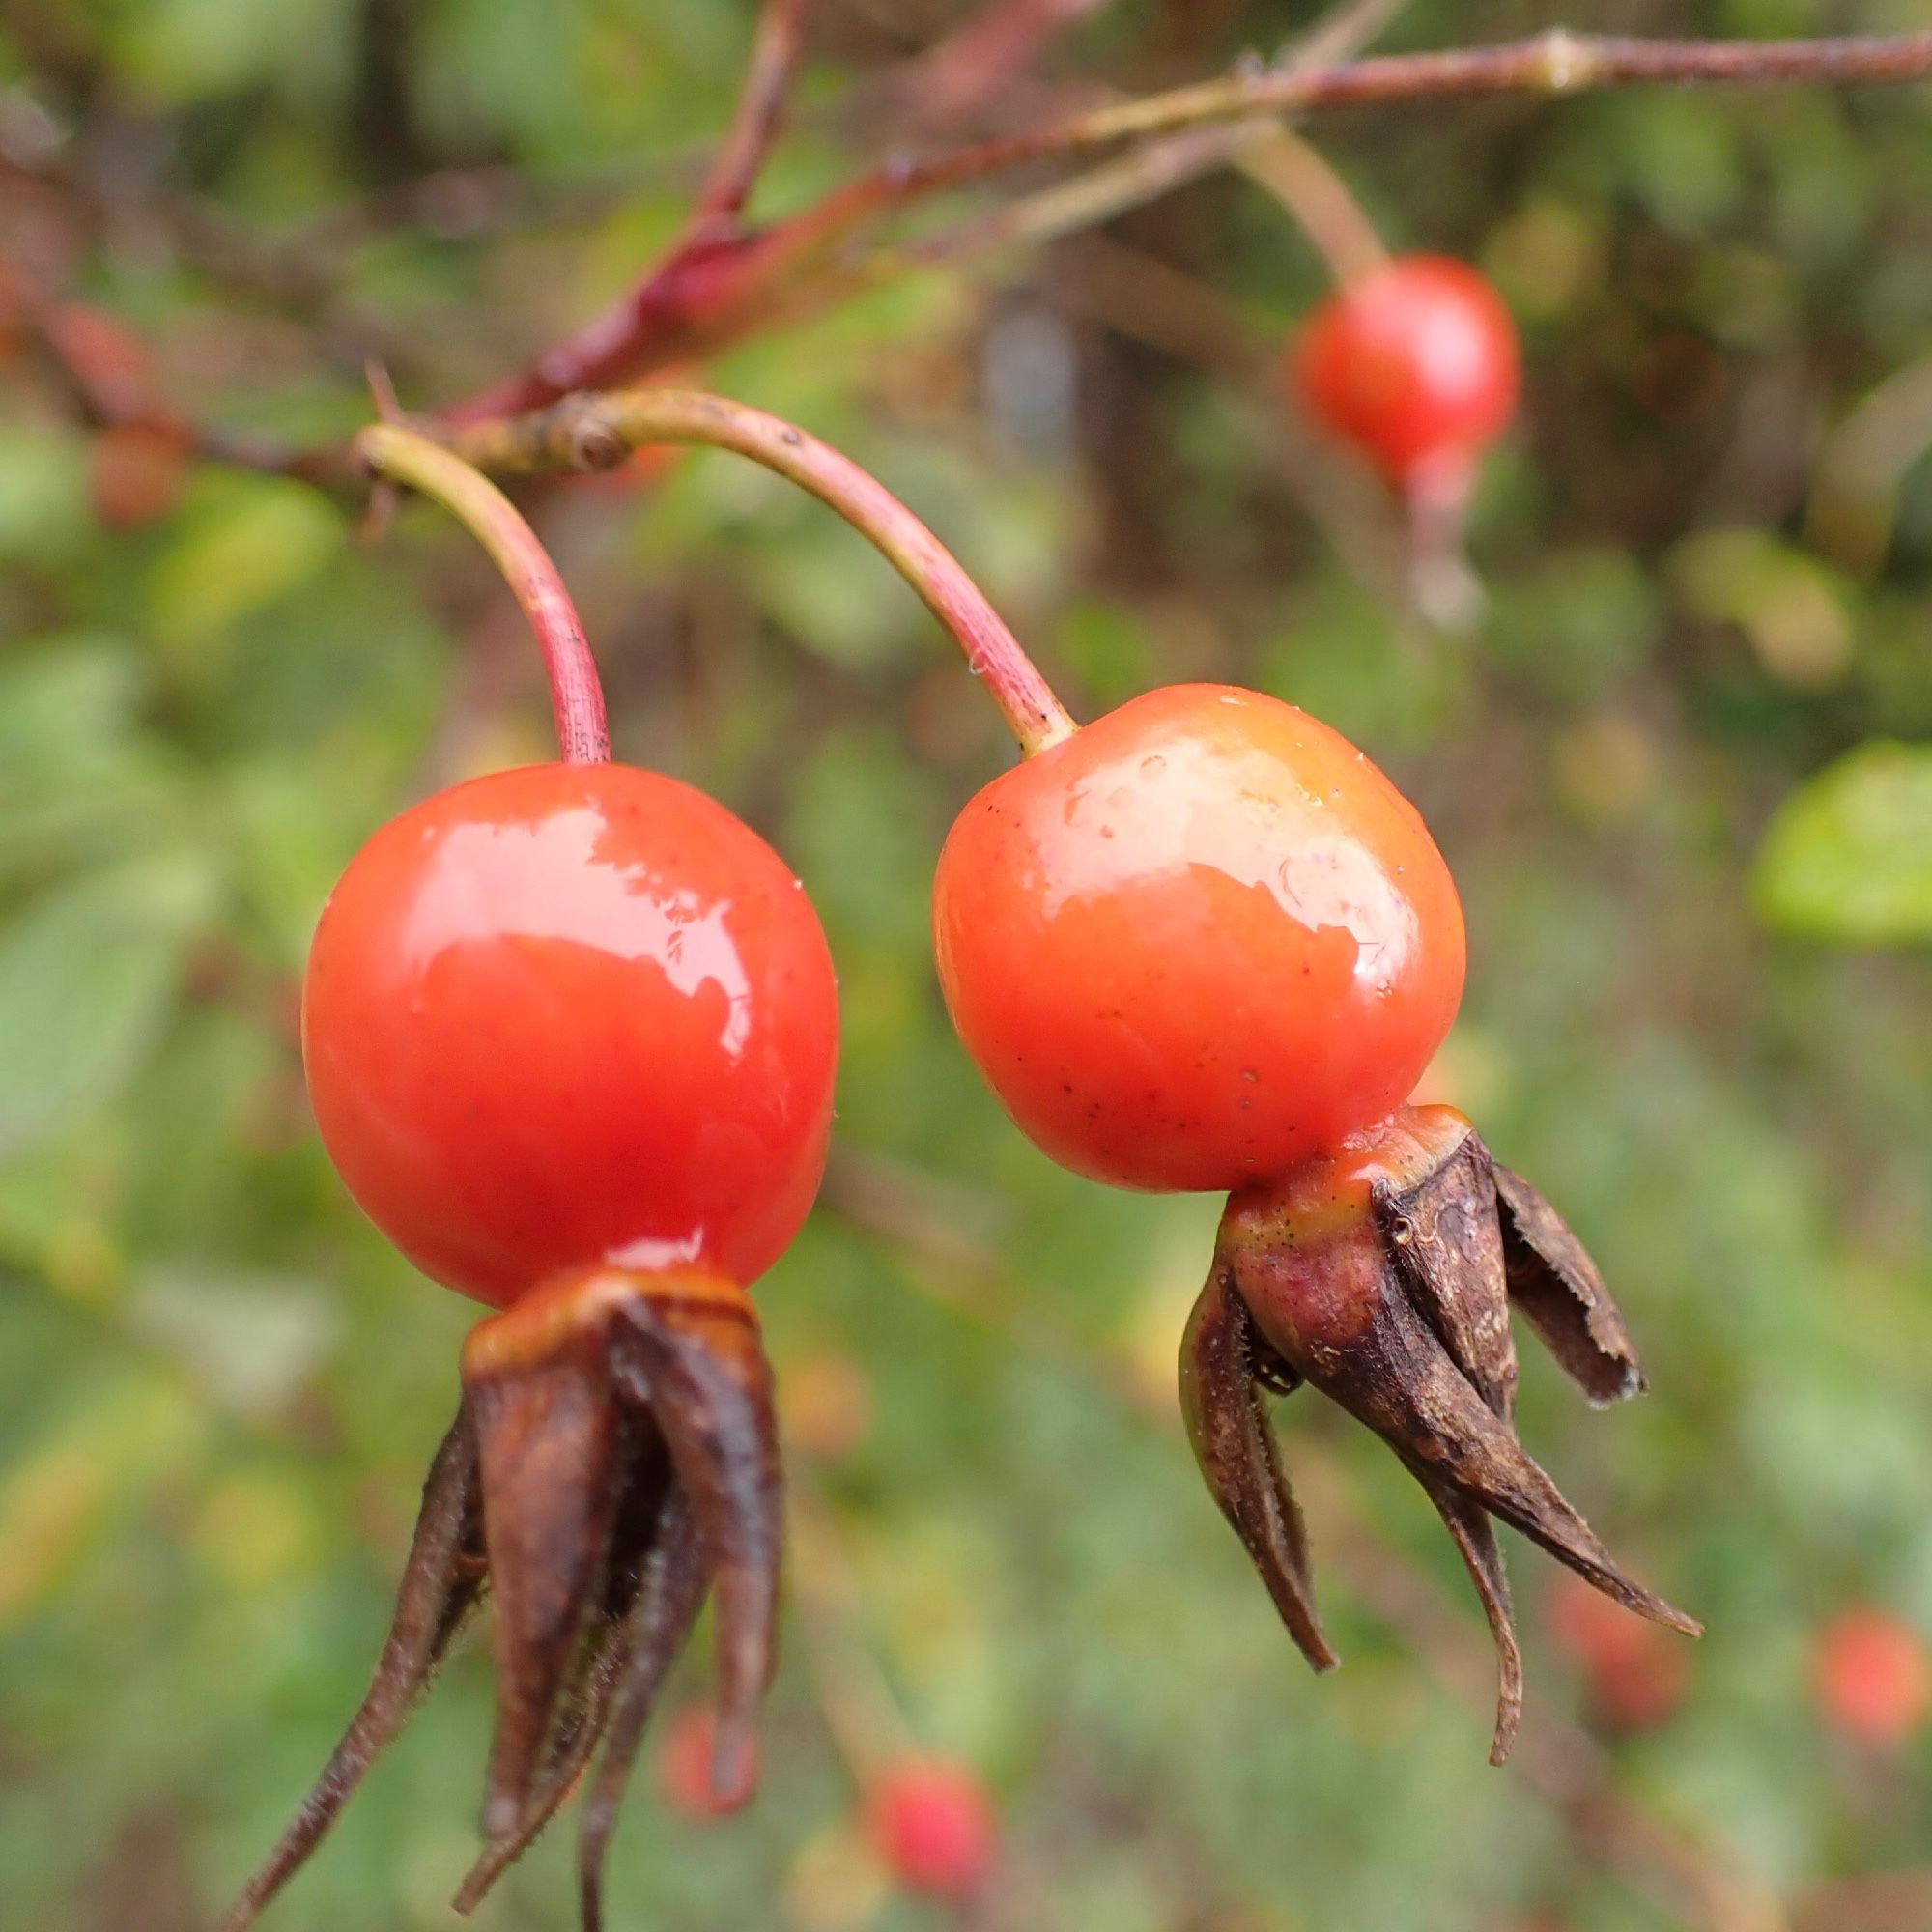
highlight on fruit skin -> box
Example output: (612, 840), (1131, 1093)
(934, 680), (1698, 1759)
(220, 760), (839, 1932)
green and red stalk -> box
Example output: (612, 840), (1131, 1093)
(437, 389), (1078, 758)
(355, 422), (612, 766)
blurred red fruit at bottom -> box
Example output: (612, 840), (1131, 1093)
(1813, 1609), (1930, 1747)
(867, 1758), (997, 1900)
(656, 1706), (737, 1822)
(1548, 1573), (1690, 1732)
(90, 420), (190, 528)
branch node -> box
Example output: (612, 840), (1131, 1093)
(567, 410), (630, 474)
(1535, 29), (1601, 94)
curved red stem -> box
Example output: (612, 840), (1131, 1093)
(355, 422), (611, 765)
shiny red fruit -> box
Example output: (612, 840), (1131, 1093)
(303, 761), (838, 1306)
(1813, 1608), (1930, 1747)
(1292, 254), (1520, 485)
(933, 684), (1464, 1192)
(867, 1758), (997, 1900)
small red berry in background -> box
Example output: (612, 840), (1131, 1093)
(1291, 253), (1520, 490)
(657, 1707), (737, 1823)
(1548, 1573), (1690, 1733)
(866, 1758), (998, 1902)
(1813, 1608), (1930, 1747)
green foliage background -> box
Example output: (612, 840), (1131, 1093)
(3, 4), (1931, 1929)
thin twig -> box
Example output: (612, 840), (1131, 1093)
(354, 422), (611, 763)
(692, 0), (816, 231)
(1235, 128), (1388, 286)
(904, 0), (1381, 272)
(24, 301), (349, 486)
(432, 387), (1078, 755)
(880, 0), (1115, 129)
(447, 1), (820, 420)
(1290, 0), (1410, 74)
(465, 27), (1932, 410)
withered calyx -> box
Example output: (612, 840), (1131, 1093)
(1180, 1104), (1699, 1763)
(220, 1268), (781, 1932)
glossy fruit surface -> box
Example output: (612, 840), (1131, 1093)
(1293, 254), (1519, 484)
(933, 685), (1464, 1192)
(303, 761), (838, 1306)
(867, 1759), (997, 1900)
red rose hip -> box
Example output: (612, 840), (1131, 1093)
(932, 679), (1693, 1765)
(303, 759), (838, 1304)
(933, 682), (1465, 1191)
(1292, 254), (1519, 486)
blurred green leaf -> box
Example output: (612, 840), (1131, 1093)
(1752, 740), (1932, 944)
(0, 428), (88, 564)
(149, 475), (348, 652)
(1672, 529), (1854, 690)
(0, 857), (219, 1160)
(128, 1266), (339, 1420)
(118, 0), (355, 102)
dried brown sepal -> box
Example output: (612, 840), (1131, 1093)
(450, 1430), (675, 1911)
(577, 1495), (708, 1932)
(450, 1445), (665, 1909)
(1492, 1162), (1645, 1405)
(610, 1276), (782, 1805)
(469, 1337), (627, 1836)
(216, 1414), (485, 1932)
(1373, 1125), (1517, 1419)
(1179, 1265), (1335, 1672)
(1416, 1475), (1521, 1765)
(220, 1266), (782, 1932)
(1198, 1106), (1699, 1763)
(455, 1477), (706, 1921)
